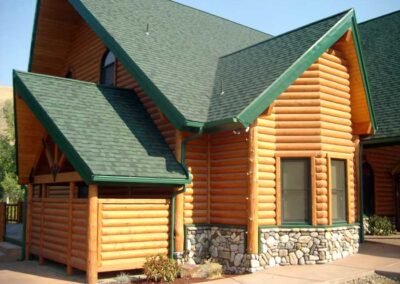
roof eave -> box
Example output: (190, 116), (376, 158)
(235, 9), (377, 131)
(91, 174), (191, 185)
(27, 0), (41, 72)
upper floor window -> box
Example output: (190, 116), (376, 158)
(331, 159), (347, 222)
(100, 50), (116, 86)
(281, 158), (311, 224)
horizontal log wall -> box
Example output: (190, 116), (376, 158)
(257, 46), (358, 226)
(184, 135), (209, 224)
(364, 145), (400, 216)
(97, 199), (170, 272)
(209, 131), (249, 225)
(30, 198), (87, 271)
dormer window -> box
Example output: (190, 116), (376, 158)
(100, 50), (115, 86)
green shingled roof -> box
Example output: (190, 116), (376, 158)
(359, 11), (400, 144)
(69, 0), (271, 130)
(66, 1), (374, 131)
(13, 71), (189, 185)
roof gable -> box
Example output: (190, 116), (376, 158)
(359, 11), (400, 143)
(13, 71), (189, 185)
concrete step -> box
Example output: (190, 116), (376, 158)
(0, 242), (21, 261)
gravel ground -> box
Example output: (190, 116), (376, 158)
(346, 273), (400, 284)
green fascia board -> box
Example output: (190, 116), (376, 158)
(27, 0), (40, 72)
(68, 0), (189, 132)
(13, 70), (94, 183)
(236, 10), (376, 131)
(92, 174), (191, 185)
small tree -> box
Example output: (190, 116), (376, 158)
(0, 100), (22, 203)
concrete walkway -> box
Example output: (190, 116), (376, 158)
(205, 237), (400, 284)
(0, 237), (398, 283)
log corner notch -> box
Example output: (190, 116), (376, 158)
(87, 184), (98, 284)
(247, 123), (259, 254)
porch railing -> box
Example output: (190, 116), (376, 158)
(6, 202), (23, 223)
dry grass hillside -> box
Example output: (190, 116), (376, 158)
(0, 86), (13, 133)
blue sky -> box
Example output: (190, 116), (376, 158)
(1, 0), (399, 86)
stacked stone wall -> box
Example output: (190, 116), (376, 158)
(185, 225), (359, 273)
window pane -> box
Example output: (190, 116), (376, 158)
(101, 64), (115, 86)
(331, 159), (347, 222)
(281, 158), (310, 223)
(104, 51), (115, 66)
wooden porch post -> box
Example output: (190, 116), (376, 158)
(174, 131), (184, 254)
(39, 184), (46, 265)
(87, 184), (98, 284)
(25, 184), (33, 259)
(247, 124), (259, 254)
(67, 182), (75, 275)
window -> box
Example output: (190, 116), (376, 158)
(100, 50), (116, 86)
(331, 159), (347, 222)
(281, 158), (311, 224)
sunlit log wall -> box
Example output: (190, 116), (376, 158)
(256, 45), (358, 226)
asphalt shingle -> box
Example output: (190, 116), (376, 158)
(14, 71), (188, 183)
(359, 11), (400, 141)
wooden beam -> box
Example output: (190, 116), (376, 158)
(87, 184), (98, 284)
(39, 184), (46, 265)
(67, 182), (75, 275)
(34, 171), (82, 184)
(25, 184), (33, 260)
(207, 134), (211, 224)
(327, 154), (333, 225)
(275, 157), (281, 226)
(247, 123), (259, 254)
(311, 157), (317, 226)
(174, 130), (184, 253)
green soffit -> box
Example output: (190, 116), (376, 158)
(13, 71), (190, 185)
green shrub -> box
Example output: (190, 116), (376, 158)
(368, 215), (395, 235)
(143, 255), (181, 282)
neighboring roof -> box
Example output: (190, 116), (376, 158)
(13, 71), (190, 185)
(66, 1), (374, 131)
(359, 11), (400, 144)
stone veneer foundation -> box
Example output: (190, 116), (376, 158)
(185, 225), (360, 273)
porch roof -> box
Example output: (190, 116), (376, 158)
(13, 71), (190, 185)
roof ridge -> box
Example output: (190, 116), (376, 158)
(170, 0), (272, 37)
(14, 70), (134, 93)
(220, 9), (352, 59)
(359, 9), (400, 25)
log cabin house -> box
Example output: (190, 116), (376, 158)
(358, 11), (400, 231)
(13, 1), (378, 283)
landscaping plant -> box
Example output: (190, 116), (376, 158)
(143, 255), (181, 282)
(367, 215), (395, 235)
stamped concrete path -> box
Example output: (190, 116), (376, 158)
(0, 236), (398, 284)
(205, 235), (400, 284)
